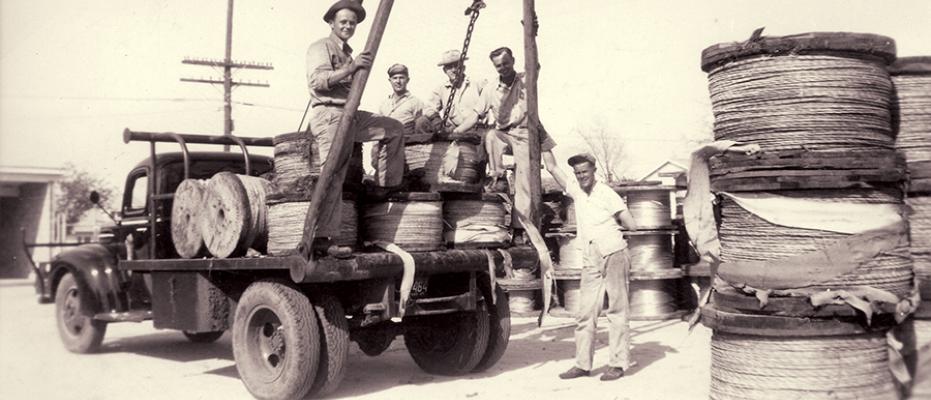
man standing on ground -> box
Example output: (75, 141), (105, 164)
(306, 0), (405, 255)
(550, 153), (638, 381)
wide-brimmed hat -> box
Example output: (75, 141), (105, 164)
(437, 49), (467, 66)
(387, 63), (409, 77)
(323, 0), (366, 23)
(567, 153), (597, 167)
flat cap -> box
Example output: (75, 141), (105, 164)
(323, 0), (366, 23)
(567, 153), (597, 167)
(437, 49), (467, 66)
(387, 63), (409, 77)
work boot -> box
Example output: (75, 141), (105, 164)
(558, 367), (590, 380)
(312, 238), (353, 259)
(600, 367), (625, 381)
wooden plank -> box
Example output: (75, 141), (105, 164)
(711, 170), (904, 192)
(700, 304), (897, 337)
(711, 289), (899, 318)
(710, 149), (902, 173)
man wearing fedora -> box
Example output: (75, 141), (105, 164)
(423, 49), (485, 137)
(549, 152), (638, 382)
(306, 0), (406, 255)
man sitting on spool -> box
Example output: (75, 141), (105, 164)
(379, 63), (429, 139)
(423, 49), (486, 141)
(550, 152), (638, 382)
(306, 0), (406, 256)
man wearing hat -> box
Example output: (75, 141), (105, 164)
(306, 0), (406, 255)
(549, 152), (638, 382)
(423, 49), (485, 137)
(378, 63), (428, 140)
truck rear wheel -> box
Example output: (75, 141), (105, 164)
(308, 293), (350, 397)
(404, 305), (490, 376)
(182, 330), (225, 343)
(55, 272), (107, 353)
(232, 281), (320, 400)
(473, 284), (511, 372)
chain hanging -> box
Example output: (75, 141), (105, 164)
(439, 0), (486, 129)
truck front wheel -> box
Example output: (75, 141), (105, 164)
(55, 272), (107, 353)
(404, 305), (490, 376)
(232, 280), (320, 400)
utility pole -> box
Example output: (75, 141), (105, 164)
(181, 0), (273, 151)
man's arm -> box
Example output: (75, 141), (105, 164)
(307, 44), (371, 92)
(616, 209), (638, 231)
(543, 150), (569, 191)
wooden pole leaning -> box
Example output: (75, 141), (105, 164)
(522, 0), (542, 227)
(292, 0), (395, 283)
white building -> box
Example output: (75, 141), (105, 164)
(0, 165), (66, 278)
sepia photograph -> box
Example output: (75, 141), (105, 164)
(1, 0), (930, 399)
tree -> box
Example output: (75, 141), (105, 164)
(573, 121), (630, 183)
(56, 163), (115, 225)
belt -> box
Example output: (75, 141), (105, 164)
(312, 103), (346, 108)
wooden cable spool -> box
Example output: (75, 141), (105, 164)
(612, 184), (676, 229)
(272, 131), (365, 196)
(442, 193), (511, 248)
(362, 192), (444, 251)
(171, 179), (208, 258)
(497, 278), (539, 314)
(908, 194), (931, 300)
(629, 279), (684, 321)
(626, 229), (676, 273)
(703, 32), (897, 153)
(404, 140), (483, 187)
(555, 233), (583, 269)
(718, 188), (913, 298)
(202, 172), (273, 258)
(266, 192), (358, 256)
(890, 57), (931, 192)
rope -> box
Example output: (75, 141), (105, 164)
(362, 199), (444, 251)
(893, 74), (931, 164)
(718, 189), (913, 297)
(628, 233), (674, 272)
(443, 198), (511, 245)
(710, 331), (896, 400)
(708, 55), (894, 152)
(908, 195), (931, 281)
(267, 199), (357, 255)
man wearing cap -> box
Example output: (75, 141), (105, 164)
(378, 63), (428, 140)
(549, 153), (638, 382)
(306, 0), (406, 255)
(423, 49), (485, 137)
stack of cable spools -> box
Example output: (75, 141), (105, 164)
(891, 56), (931, 399)
(699, 32), (914, 399)
(614, 182), (689, 321)
(543, 191), (585, 317)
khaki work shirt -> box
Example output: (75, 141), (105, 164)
(306, 33), (353, 107)
(378, 91), (425, 136)
(483, 71), (556, 151)
(424, 78), (483, 128)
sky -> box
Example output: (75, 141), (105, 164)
(1, 0), (929, 191)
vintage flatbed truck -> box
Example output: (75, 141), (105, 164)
(34, 129), (538, 399)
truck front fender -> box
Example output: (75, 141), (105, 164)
(50, 244), (130, 315)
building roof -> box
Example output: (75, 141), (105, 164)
(0, 165), (66, 183)
(638, 160), (687, 182)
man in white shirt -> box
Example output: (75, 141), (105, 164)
(550, 152), (638, 381)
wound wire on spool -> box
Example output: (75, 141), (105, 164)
(708, 55), (894, 152)
(443, 196), (511, 246)
(890, 57), (931, 164)
(710, 331), (896, 400)
(267, 198), (358, 255)
(362, 194), (444, 252)
(555, 234), (584, 269)
(404, 141), (482, 184)
(614, 186), (675, 229)
(273, 131), (320, 194)
(629, 280), (678, 319)
(718, 189), (913, 297)
(627, 232), (675, 272)
(907, 195), (931, 296)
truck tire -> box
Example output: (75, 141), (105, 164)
(308, 293), (350, 397)
(404, 305), (490, 376)
(232, 280), (320, 400)
(55, 272), (107, 353)
(182, 330), (225, 343)
(472, 283), (511, 372)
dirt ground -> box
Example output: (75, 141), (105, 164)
(0, 279), (712, 400)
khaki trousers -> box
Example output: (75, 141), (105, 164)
(574, 245), (631, 371)
(309, 106), (405, 237)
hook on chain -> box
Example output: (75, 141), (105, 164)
(464, 0), (486, 16)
